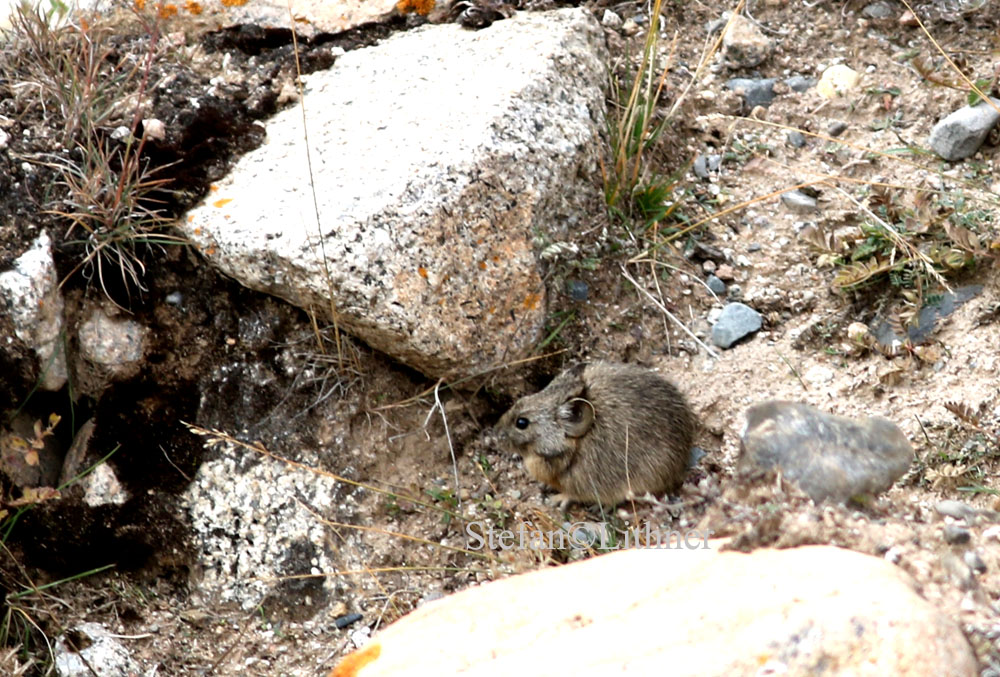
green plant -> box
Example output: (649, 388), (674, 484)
(425, 486), (458, 524)
(801, 186), (996, 319)
(0, 2), (184, 303)
(602, 0), (678, 234)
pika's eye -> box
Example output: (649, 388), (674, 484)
(515, 417), (530, 430)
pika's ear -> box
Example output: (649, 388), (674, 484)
(558, 397), (595, 438)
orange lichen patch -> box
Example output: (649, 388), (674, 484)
(209, 184), (219, 192)
(478, 261), (487, 270)
(221, 0), (248, 6)
(206, 246), (216, 255)
(158, 3), (178, 18)
(396, 0), (435, 15)
(184, 0), (202, 14)
(330, 643), (381, 677)
(523, 292), (541, 310)
(418, 266), (428, 279)
(134, 0), (145, 10)
(213, 198), (232, 208)
(193, 227), (202, 235)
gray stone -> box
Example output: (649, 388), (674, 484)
(943, 524), (971, 545)
(179, 9), (608, 381)
(784, 75), (817, 92)
(873, 285), (982, 347)
(183, 438), (342, 612)
(0, 231), (67, 390)
(739, 401), (914, 505)
(566, 279), (589, 301)
(935, 499), (976, 521)
(55, 622), (140, 677)
(706, 275), (726, 295)
(693, 153), (721, 178)
(786, 130), (806, 147)
(711, 302), (762, 348)
(600, 9), (622, 29)
(965, 549), (987, 574)
(78, 309), (146, 365)
(862, 1), (894, 18)
(722, 13), (772, 69)
(929, 97), (1000, 161)
(828, 120), (848, 136)
(780, 189), (818, 213)
(726, 77), (778, 108)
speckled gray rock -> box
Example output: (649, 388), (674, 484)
(711, 302), (761, 348)
(929, 97), (1000, 161)
(722, 13), (772, 69)
(183, 440), (343, 612)
(55, 622), (140, 677)
(78, 309), (146, 365)
(0, 231), (67, 390)
(180, 8), (608, 381)
(739, 401), (914, 504)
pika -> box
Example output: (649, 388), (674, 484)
(494, 361), (697, 506)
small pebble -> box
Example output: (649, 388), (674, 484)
(982, 525), (1000, 542)
(601, 9), (622, 29)
(715, 264), (736, 281)
(784, 75), (816, 92)
(943, 524), (971, 545)
(780, 190), (818, 213)
(747, 243), (761, 253)
(964, 550), (987, 574)
(786, 130), (806, 148)
(706, 275), (726, 295)
(935, 500), (975, 521)
(828, 121), (848, 137)
(702, 260), (717, 274)
(334, 613), (363, 629)
(566, 279), (589, 301)
(693, 153), (722, 179)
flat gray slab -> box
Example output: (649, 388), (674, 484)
(181, 8), (607, 380)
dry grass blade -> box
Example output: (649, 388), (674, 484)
(900, 0), (999, 114)
(619, 264), (720, 359)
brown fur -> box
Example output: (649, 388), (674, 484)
(494, 362), (697, 506)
